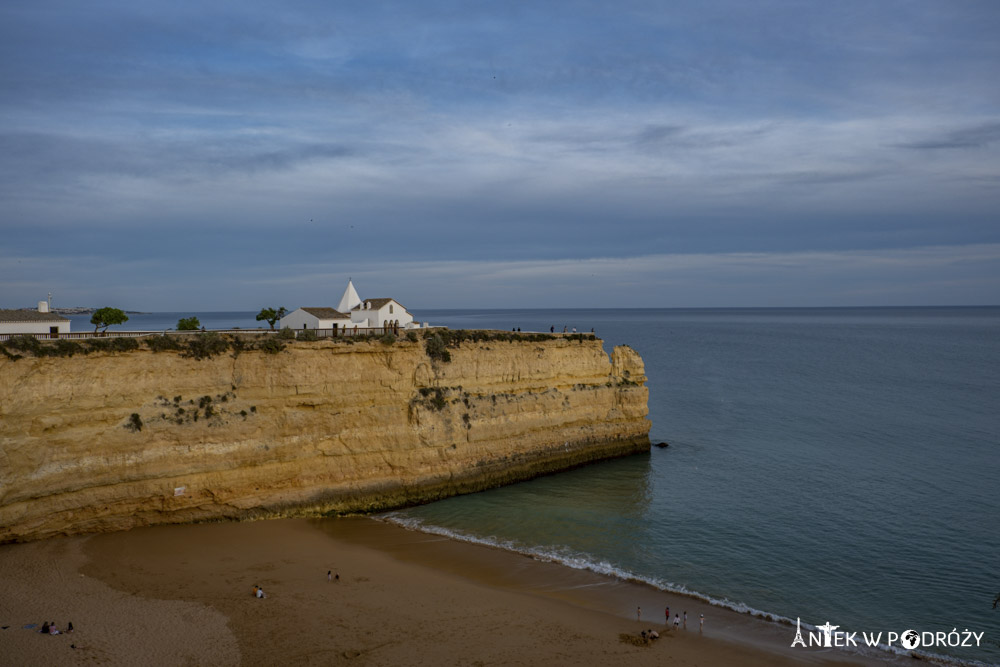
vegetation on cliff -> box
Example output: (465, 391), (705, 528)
(422, 329), (596, 364)
(2, 335), (140, 359)
(0, 329), (599, 364)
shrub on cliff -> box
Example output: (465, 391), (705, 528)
(229, 336), (248, 357)
(430, 389), (447, 410)
(125, 412), (143, 432)
(0, 343), (22, 361)
(297, 328), (318, 341)
(146, 335), (184, 352)
(3, 336), (90, 358)
(5, 335), (43, 356)
(380, 332), (396, 345)
(86, 337), (139, 353)
(183, 332), (229, 360)
(276, 327), (296, 340)
(425, 334), (451, 362)
(257, 337), (285, 354)
(51, 339), (84, 356)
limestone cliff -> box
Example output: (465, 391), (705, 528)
(0, 336), (650, 543)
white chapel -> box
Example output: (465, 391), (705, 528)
(280, 280), (421, 334)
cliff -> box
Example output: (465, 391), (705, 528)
(0, 335), (650, 543)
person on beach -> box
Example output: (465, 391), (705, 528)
(683, 611), (687, 629)
(665, 606), (669, 624)
(40, 622), (50, 634)
(252, 585), (259, 597)
(673, 614), (680, 629)
(327, 570), (332, 582)
(699, 614), (704, 633)
(67, 621), (74, 633)
(636, 606), (641, 622)
(256, 587), (265, 599)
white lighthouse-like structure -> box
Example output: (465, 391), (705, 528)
(337, 279), (362, 313)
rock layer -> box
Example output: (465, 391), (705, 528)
(0, 337), (650, 542)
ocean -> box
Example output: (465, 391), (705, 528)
(67, 307), (1000, 663)
(391, 307), (1000, 665)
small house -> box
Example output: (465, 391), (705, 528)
(0, 301), (71, 338)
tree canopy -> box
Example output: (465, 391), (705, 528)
(256, 307), (287, 330)
(177, 316), (201, 331)
(91, 307), (129, 334)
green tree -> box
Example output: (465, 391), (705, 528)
(256, 307), (287, 330)
(91, 307), (129, 334)
(177, 316), (201, 331)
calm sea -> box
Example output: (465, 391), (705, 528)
(388, 308), (999, 665)
(68, 307), (1000, 663)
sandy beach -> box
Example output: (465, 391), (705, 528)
(0, 517), (889, 666)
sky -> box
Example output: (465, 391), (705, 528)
(2, 0), (999, 310)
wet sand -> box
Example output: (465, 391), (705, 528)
(0, 517), (887, 666)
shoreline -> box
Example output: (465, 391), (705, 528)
(373, 515), (951, 665)
(325, 517), (900, 666)
(0, 516), (895, 666)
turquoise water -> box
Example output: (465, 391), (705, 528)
(381, 307), (1000, 665)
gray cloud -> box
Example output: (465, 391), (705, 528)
(0, 131), (355, 188)
(894, 121), (1000, 150)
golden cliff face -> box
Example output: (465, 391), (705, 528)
(0, 337), (650, 542)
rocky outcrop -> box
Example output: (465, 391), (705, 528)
(0, 336), (650, 542)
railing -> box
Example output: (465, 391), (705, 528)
(0, 326), (429, 343)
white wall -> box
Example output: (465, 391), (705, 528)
(351, 301), (414, 329)
(0, 320), (71, 335)
(279, 309), (320, 330)
(280, 309), (351, 331)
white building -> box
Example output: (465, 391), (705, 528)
(349, 297), (414, 331)
(280, 280), (422, 334)
(0, 301), (71, 338)
(279, 307), (350, 332)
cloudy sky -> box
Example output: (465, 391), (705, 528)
(2, 1), (998, 310)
